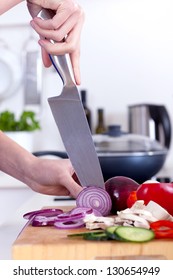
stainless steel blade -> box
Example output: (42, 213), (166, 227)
(48, 86), (105, 188)
(38, 9), (105, 188)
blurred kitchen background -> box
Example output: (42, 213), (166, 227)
(1, 0), (173, 259)
(0, 0), (173, 168)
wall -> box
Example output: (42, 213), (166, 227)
(0, 0), (173, 171)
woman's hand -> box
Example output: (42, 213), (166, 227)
(28, 157), (82, 198)
(27, 0), (85, 85)
(0, 131), (82, 199)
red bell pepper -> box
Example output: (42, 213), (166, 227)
(136, 182), (173, 216)
(150, 220), (173, 239)
(127, 191), (137, 208)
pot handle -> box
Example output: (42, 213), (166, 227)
(33, 151), (68, 159)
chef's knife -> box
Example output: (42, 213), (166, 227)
(38, 9), (105, 188)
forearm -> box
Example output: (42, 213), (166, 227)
(0, 131), (37, 185)
(0, 0), (23, 15)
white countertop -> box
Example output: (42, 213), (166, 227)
(0, 191), (76, 260)
(0, 172), (25, 188)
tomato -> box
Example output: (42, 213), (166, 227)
(150, 220), (173, 239)
(136, 181), (173, 216)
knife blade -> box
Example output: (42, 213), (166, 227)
(38, 9), (105, 188)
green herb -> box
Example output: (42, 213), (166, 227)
(68, 230), (105, 238)
(0, 110), (41, 132)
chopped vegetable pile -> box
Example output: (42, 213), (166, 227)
(23, 179), (173, 242)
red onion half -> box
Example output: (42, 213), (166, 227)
(76, 186), (112, 216)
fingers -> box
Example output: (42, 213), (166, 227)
(43, 176), (82, 198)
(69, 50), (81, 85)
(31, 18), (83, 84)
(28, 1), (84, 85)
(31, 9), (83, 39)
(64, 177), (82, 198)
(41, 47), (52, 67)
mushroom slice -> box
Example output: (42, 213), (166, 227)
(84, 214), (114, 230)
(85, 222), (105, 230)
(133, 220), (150, 229)
(118, 212), (150, 228)
(145, 201), (173, 221)
(131, 200), (145, 210)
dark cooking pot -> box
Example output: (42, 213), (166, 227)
(33, 133), (167, 184)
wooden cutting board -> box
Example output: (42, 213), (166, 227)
(12, 206), (173, 260)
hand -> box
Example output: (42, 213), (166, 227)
(27, 0), (85, 85)
(28, 158), (82, 198)
(0, 131), (82, 198)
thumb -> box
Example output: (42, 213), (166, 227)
(66, 177), (82, 198)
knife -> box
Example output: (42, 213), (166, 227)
(38, 9), (105, 188)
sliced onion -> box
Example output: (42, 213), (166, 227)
(23, 208), (63, 220)
(31, 215), (58, 227)
(55, 212), (85, 222)
(23, 189), (110, 230)
(70, 206), (102, 217)
(76, 186), (112, 216)
(91, 209), (103, 217)
(70, 207), (93, 215)
(54, 219), (85, 229)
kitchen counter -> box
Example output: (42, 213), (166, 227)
(0, 172), (24, 188)
(0, 192), (76, 260)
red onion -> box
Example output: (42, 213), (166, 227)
(23, 207), (88, 229)
(105, 176), (139, 213)
(23, 189), (111, 230)
(90, 209), (103, 217)
(70, 207), (93, 215)
(23, 208), (63, 220)
(69, 207), (102, 216)
(31, 215), (58, 227)
(76, 186), (112, 216)
(53, 210), (88, 229)
(55, 212), (85, 222)
(54, 219), (85, 229)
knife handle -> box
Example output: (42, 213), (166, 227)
(37, 9), (75, 86)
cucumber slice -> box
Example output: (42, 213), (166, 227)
(105, 226), (119, 240)
(114, 226), (155, 242)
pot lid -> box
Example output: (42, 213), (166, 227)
(93, 133), (167, 154)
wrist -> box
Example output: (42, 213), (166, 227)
(19, 154), (40, 187)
